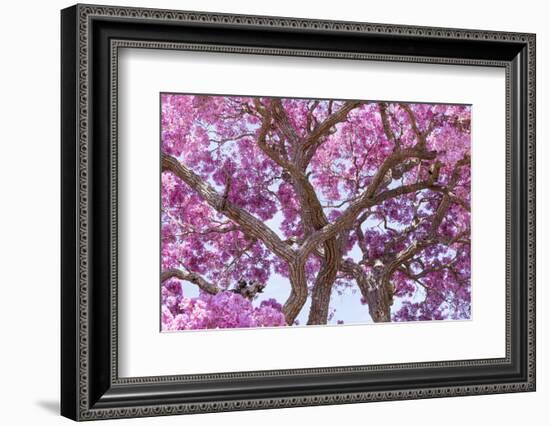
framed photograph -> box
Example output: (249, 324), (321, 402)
(61, 4), (536, 421)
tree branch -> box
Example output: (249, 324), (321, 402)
(399, 103), (425, 147)
(379, 102), (400, 150)
(271, 98), (301, 145)
(429, 155), (470, 237)
(305, 101), (362, 150)
(379, 156), (471, 297)
(299, 146), (438, 258)
(303, 101), (363, 165)
(161, 268), (220, 295)
(162, 153), (295, 263)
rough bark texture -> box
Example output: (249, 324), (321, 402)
(307, 240), (341, 325)
(283, 263), (308, 325)
(160, 268), (220, 295)
(340, 260), (392, 322)
(162, 153), (294, 263)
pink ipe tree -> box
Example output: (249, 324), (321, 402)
(160, 94), (471, 331)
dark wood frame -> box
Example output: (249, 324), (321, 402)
(61, 3), (536, 421)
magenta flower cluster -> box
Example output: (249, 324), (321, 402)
(162, 279), (286, 330)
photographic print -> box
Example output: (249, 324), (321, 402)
(61, 7), (535, 418)
(160, 94), (472, 332)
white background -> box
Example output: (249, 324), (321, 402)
(0, 0), (547, 425)
(119, 49), (505, 377)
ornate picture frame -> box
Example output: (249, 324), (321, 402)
(61, 4), (535, 421)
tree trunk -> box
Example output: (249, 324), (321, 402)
(364, 284), (392, 322)
(307, 238), (340, 325)
(342, 260), (392, 323)
(282, 263), (308, 325)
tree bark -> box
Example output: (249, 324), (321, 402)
(162, 153), (295, 263)
(299, 149), (439, 256)
(340, 260), (392, 323)
(363, 281), (392, 322)
(307, 238), (341, 325)
(283, 263), (308, 325)
(160, 268), (220, 295)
